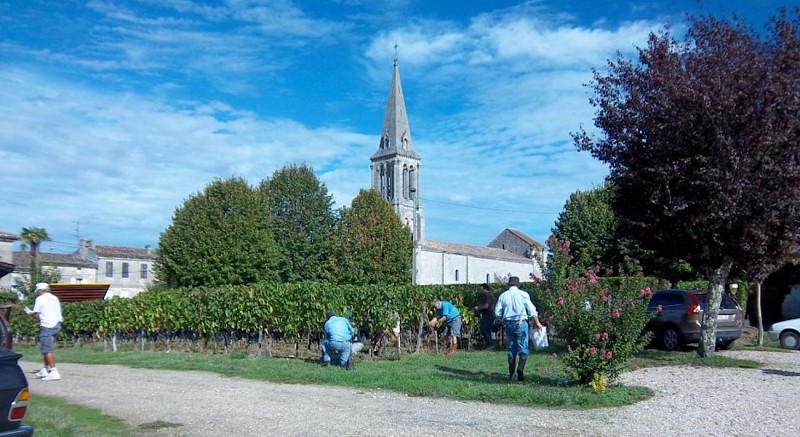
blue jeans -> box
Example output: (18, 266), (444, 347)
(479, 315), (495, 348)
(504, 320), (529, 358)
(321, 340), (351, 367)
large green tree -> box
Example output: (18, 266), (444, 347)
(326, 189), (412, 285)
(574, 9), (800, 357)
(553, 182), (701, 283)
(155, 177), (282, 288)
(552, 181), (621, 274)
(259, 163), (335, 282)
(19, 226), (50, 285)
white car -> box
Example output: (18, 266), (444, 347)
(767, 318), (800, 350)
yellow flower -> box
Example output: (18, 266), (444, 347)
(589, 373), (607, 394)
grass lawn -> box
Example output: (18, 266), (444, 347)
(25, 395), (139, 437)
(15, 341), (765, 410)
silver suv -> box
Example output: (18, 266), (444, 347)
(646, 289), (744, 351)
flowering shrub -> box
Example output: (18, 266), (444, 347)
(536, 237), (656, 385)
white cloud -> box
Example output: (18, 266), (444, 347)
(0, 0), (689, 250)
(357, 4), (661, 245)
(0, 68), (368, 249)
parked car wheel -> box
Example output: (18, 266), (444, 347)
(661, 326), (684, 351)
(717, 340), (736, 351)
(779, 331), (800, 350)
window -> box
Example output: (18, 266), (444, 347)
(141, 264), (148, 279)
(409, 168), (416, 199)
(122, 262), (129, 278)
(403, 167), (409, 199)
(455, 269), (459, 281)
(105, 262), (113, 277)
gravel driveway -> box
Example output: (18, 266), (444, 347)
(23, 350), (800, 436)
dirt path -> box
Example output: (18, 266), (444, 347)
(22, 350), (800, 436)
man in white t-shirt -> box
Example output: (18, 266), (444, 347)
(25, 282), (63, 381)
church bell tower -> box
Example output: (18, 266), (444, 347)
(370, 56), (425, 242)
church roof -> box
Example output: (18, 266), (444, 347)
(371, 57), (420, 161)
(505, 228), (546, 249)
(421, 240), (531, 262)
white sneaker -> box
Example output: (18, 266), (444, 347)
(41, 369), (61, 381)
(35, 368), (48, 378)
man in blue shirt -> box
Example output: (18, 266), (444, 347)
(321, 309), (355, 368)
(495, 277), (543, 382)
(427, 299), (461, 355)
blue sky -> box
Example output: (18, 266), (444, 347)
(0, 0), (783, 254)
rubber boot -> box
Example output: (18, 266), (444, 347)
(508, 355), (516, 381)
(517, 355), (527, 382)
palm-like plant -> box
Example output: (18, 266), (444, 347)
(20, 226), (50, 285)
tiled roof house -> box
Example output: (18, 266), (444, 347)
(2, 239), (156, 298)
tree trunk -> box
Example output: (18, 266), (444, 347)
(29, 243), (40, 285)
(257, 328), (263, 358)
(755, 281), (764, 346)
(698, 259), (733, 357)
(415, 302), (426, 354)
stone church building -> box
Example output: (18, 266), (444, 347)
(370, 58), (546, 285)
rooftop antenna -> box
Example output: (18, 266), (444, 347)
(394, 42), (398, 65)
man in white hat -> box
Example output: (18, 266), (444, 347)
(25, 282), (63, 381)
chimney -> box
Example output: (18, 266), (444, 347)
(145, 245), (152, 255)
(79, 239), (98, 263)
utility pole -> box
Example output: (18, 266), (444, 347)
(410, 187), (419, 285)
(73, 220), (80, 249)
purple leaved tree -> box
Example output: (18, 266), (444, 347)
(573, 8), (800, 357)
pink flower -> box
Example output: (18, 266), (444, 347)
(640, 287), (652, 297)
(557, 296), (565, 306)
(629, 299), (635, 307)
(594, 333), (601, 341)
(586, 268), (599, 285)
(606, 351), (613, 359)
(612, 310), (621, 318)
(605, 267), (614, 275)
(657, 305), (663, 312)
(601, 295), (609, 302)
(600, 349), (606, 356)
(567, 278), (584, 292)
(551, 352), (559, 359)
(602, 332), (609, 340)
(588, 347), (597, 356)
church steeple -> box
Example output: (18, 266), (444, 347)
(372, 55), (420, 161)
(370, 55), (424, 242)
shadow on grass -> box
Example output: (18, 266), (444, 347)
(434, 364), (562, 386)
